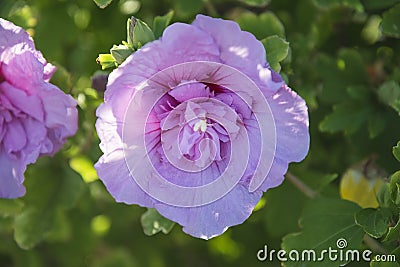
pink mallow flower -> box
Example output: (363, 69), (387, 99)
(95, 15), (309, 239)
(0, 18), (78, 198)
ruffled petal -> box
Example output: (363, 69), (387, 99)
(0, 149), (26, 198)
(95, 149), (155, 207)
(1, 46), (44, 92)
(156, 183), (262, 239)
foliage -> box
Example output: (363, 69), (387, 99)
(1, 0), (400, 266)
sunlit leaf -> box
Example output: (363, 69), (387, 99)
(262, 35), (289, 72)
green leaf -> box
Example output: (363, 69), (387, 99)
(110, 44), (133, 65)
(363, 0), (400, 11)
(153, 11), (174, 39)
(45, 210), (71, 242)
(0, 199), (24, 218)
(355, 208), (391, 238)
(262, 35), (290, 72)
(378, 80), (400, 114)
(389, 171), (400, 206)
(282, 197), (364, 267)
(368, 113), (387, 138)
(381, 3), (400, 38)
(264, 179), (308, 238)
(393, 141), (400, 162)
(383, 217), (400, 242)
(14, 207), (55, 249)
(174, 0), (203, 18)
(377, 183), (392, 208)
(93, 0), (113, 9)
(127, 17), (155, 49)
(140, 209), (175, 236)
(237, 11), (285, 40)
(319, 102), (372, 134)
(14, 159), (85, 249)
(239, 0), (271, 7)
(314, 0), (364, 12)
(370, 261), (400, 267)
(317, 49), (369, 105)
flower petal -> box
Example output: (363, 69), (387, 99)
(0, 149), (26, 198)
(155, 183), (262, 239)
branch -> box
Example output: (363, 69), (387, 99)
(285, 172), (319, 199)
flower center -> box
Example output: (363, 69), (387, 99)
(193, 118), (207, 132)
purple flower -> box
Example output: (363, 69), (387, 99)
(95, 15), (309, 239)
(0, 19), (78, 198)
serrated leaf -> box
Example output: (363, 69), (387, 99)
(262, 35), (289, 72)
(355, 208), (391, 238)
(140, 209), (175, 236)
(237, 11), (285, 40)
(153, 11), (174, 39)
(393, 141), (400, 162)
(319, 103), (372, 134)
(381, 3), (400, 38)
(93, 0), (113, 9)
(281, 198), (364, 267)
(239, 0), (271, 7)
(383, 217), (400, 242)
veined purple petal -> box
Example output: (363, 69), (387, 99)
(0, 18), (78, 199)
(95, 15), (310, 239)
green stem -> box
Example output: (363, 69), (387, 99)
(363, 234), (388, 254)
(285, 172), (319, 199)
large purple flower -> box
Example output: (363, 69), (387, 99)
(0, 18), (78, 198)
(95, 15), (309, 239)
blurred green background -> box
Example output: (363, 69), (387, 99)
(1, 0), (400, 266)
